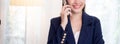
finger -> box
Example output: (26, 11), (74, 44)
(65, 11), (71, 16)
(62, 5), (71, 11)
(69, 12), (72, 16)
(61, 6), (71, 16)
(64, 8), (71, 13)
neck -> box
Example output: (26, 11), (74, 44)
(70, 11), (82, 20)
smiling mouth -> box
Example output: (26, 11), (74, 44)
(72, 4), (82, 9)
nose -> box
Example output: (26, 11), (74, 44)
(74, 0), (80, 4)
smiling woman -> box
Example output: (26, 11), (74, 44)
(47, 0), (104, 44)
(47, 0), (120, 44)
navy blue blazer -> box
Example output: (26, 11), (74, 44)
(47, 12), (104, 44)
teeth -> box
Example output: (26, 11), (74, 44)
(73, 5), (80, 9)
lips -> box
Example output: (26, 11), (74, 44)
(72, 4), (81, 9)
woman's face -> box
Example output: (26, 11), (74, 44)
(67, 0), (85, 14)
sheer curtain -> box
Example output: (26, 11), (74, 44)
(85, 0), (120, 44)
(7, 6), (26, 44)
(8, 0), (45, 44)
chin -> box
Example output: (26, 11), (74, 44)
(72, 9), (83, 14)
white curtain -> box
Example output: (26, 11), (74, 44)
(86, 0), (120, 44)
(7, 6), (26, 44)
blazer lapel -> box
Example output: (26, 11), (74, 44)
(65, 12), (93, 44)
(65, 15), (76, 44)
(78, 12), (93, 44)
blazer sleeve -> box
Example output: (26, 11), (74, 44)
(47, 19), (66, 44)
(93, 18), (104, 44)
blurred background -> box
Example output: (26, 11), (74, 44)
(0, 0), (120, 44)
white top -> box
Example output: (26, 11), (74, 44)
(74, 31), (80, 44)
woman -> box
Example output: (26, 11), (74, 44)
(47, 0), (104, 44)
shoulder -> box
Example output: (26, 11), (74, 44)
(83, 12), (101, 26)
(50, 16), (62, 30)
(89, 15), (100, 22)
(83, 12), (100, 22)
(86, 14), (100, 24)
(50, 16), (61, 26)
(51, 16), (61, 23)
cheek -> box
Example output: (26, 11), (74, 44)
(80, 0), (85, 7)
(80, 0), (85, 2)
(67, 0), (74, 5)
(81, 0), (85, 5)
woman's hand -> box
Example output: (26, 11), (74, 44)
(60, 5), (71, 31)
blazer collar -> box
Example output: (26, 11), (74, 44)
(82, 11), (93, 27)
(66, 11), (93, 44)
(78, 11), (93, 44)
